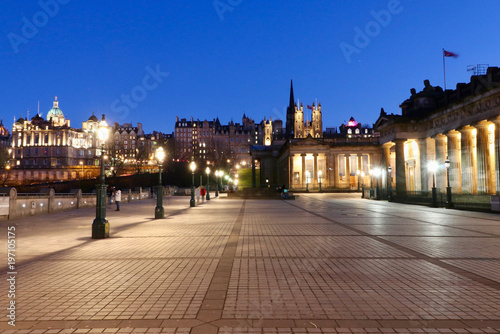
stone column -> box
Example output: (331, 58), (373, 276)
(289, 154), (294, 189)
(313, 153), (318, 188)
(492, 117), (500, 194)
(416, 138), (428, 192)
(459, 126), (477, 194)
(476, 121), (495, 195)
(394, 139), (406, 194)
(345, 154), (351, 189)
(382, 143), (392, 190)
(301, 154), (306, 189)
(434, 134), (447, 193)
(446, 130), (462, 194)
(332, 153), (338, 189)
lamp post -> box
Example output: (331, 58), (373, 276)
(215, 170), (219, 197)
(190, 161), (196, 207)
(155, 147), (165, 219)
(374, 168), (381, 200)
(318, 170), (322, 192)
(444, 157), (453, 208)
(387, 166), (392, 202)
(428, 161), (438, 207)
(92, 114), (109, 239)
(205, 167), (211, 200)
(361, 171), (365, 198)
(305, 171), (310, 192)
(356, 170), (360, 191)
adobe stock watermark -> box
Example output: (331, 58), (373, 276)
(339, 0), (404, 64)
(7, 0), (72, 54)
(213, 0), (243, 21)
(110, 65), (169, 120)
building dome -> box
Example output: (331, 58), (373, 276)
(88, 112), (99, 122)
(47, 96), (64, 119)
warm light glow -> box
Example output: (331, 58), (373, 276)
(428, 161), (439, 173)
(373, 168), (381, 177)
(361, 171), (365, 177)
(356, 170), (360, 175)
(98, 115), (109, 142)
(241, 161), (246, 166)
(190, 161), (196, 172)
(236, 164), (240, 169)
(318, 170), (322, 176)
(156, 147), (165, 162)
(348, 119), (358, 127)
(206, 167), (210, 175)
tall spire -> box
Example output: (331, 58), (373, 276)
(289, 80), (295, 107)
(286, 79), (296, 138)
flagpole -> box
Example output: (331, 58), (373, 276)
(442, 48), (447, 91)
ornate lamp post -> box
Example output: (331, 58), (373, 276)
(155, 147), (165, 219)
(374, 168), (381, 200)
(428, 160), (438, 207)
(318, 170), (322, 192)
(205, 166), (211, 200)
(305, 171), (310, 192)
(444, 157), (453, 208)
(92, 115), (110, 239)
(190, 161), (196, 207)
(387, 166), (392, 202)
(215, 170), (220, 197)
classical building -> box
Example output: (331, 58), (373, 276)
(9, 97), (103, 183)
(252, 82), (381, 190)
(374, 67), (500, 197)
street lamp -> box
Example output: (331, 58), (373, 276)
(205, 166), (211, 200)
(356, 170), (360, 191)
(318, 170), (322, 192)
(190, 161), (196, 207)
(92, 114), (109, 239)
(373, 168), (381, 200)
(79, 161), (84, 179)
(304, 172), (308, 191)
(155, 147), (165, 219)
(215, 170), (220, 197)
(444, 157), (453, 208)
(428, 160), (438, 207)
(387, 166), (392, 202)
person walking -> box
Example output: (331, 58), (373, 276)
(114, 188), (121, 211)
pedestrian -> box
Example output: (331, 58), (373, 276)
(114, 188), (121, 211)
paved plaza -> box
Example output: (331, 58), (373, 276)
(1, 193), (500, 333)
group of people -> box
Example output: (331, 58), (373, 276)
(109, 186), (122, 211)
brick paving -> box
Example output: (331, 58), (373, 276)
(1, 193), (500, 333)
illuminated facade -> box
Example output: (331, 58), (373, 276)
(9, 97), (103, 182)
(174, 115), (283, 166)
(374, 67), (500, 196)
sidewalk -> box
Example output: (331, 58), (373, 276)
(1, 193), (500, 333)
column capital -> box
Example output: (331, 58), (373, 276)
(382, 142), (394, 149)
(446, 130), (461, 138)
(474, 120), (493, 130)
(458, 125), (475, 134)
(393, 138), (407, 144)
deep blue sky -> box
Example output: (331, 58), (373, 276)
(1, 1), (499, 134)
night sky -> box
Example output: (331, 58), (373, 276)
(1, 1), (499, 134)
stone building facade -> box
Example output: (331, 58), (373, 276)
(374, 67), (500, 196)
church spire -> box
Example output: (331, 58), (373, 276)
(286, 79), (296, 138)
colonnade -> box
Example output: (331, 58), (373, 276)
(383, 117), (500, 195)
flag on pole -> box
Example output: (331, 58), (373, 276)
(443, 50), (458, 58)
(307, 105), (313, 110)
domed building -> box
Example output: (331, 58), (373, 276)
(9, 97), (105, 184)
